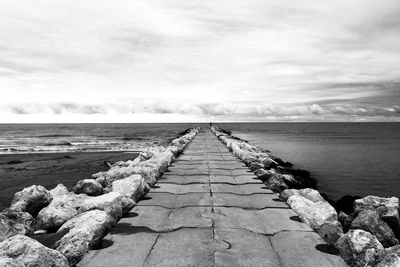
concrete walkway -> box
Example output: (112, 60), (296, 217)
(79, 129), (346, 267)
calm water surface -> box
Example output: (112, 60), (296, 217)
(216, 122), (400, 201)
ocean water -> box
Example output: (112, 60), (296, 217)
(1, 122), (399, 201)
(216, 122), (400, 201)
(0, 123), (199, 154)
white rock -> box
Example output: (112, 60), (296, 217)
(50, 184), (88, 209)
(0, 210), (33, 242)
(77, 192), (124, 221)
(280, 188), (325, 202)
(10, 185), (52, 217)
(111, 174), (149, 203)
(36, 200), (78, 231)
(0, 235), (69, 267)
(287, 195), (338, 230)
(55, 210), (114, 265)
(335, 229), (384, 267)
(0, 257), (22, 267)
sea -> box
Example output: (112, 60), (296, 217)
(0, 122), (399, 201)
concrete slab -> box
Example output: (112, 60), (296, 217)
(213, 207), (312, 235)
(210, 183), (273, 194)
(210, 175), (259, 185)
(157, 174), (209, 184)
(270, 231), (347, 267)
(137, 192), (212, 208)
(211, 193), (288, 209)
(214, 228), (282, 267)
(151, 183), (210, 194)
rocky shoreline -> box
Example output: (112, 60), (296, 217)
(0, 128), (200, 266)
(211, 126), (400, 267)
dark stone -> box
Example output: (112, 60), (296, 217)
(6, 160), (23, 165)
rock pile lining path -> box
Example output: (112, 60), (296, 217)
(79, 129), (347, 267)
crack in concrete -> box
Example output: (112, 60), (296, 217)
(142, 233), (160, 267)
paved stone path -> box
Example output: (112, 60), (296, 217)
(79, 129), (346, 267)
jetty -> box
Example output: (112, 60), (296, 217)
(79, 129), (346, 266)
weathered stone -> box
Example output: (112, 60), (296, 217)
(36, 200), (77, 231)
(354, 196), (400, 233)
(9, 185), (52, 217)
(376, 245), (400, 267)
(0, 235), (69, 267)
(335, 229), (384, 267)
(73, 179), (103, 196)
(265, 173), (289, 193)
(280, 188), (325, 202)
(339, 211), (355, 233)
(258, 156), (277, 169)
(317, 220), (344, 245)
(351, 210), (399, 248)
(0, 210), (33, 242)
(78, 192), (123, 221)
(111, 174), (149, 202)
(55, 210), (114, 265)
(287, 195), (338, 230)
(120, 196), (136, 215)
(254, 168), (274, 181)
(248, 161), (264, 171)
(0, 257), (21, 267)
(50, 184), (88, 209)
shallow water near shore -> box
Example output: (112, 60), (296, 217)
(216, 122), (400, 201)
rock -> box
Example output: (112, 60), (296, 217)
(0, 257), (21, 267)
(279, 188), (325, 202)
(335, 229), (384, 267)
(335, 195), (361, 215)
(33, 229), (47, 235)
(77, 192), (123, 221)
(0, 210), (33, 242)
(376, 245), (400, 267)
(254, 168), (274, 181)
(351, 210), (399, 248)
(317, 220), (344, 245)
(258, 156), (277, 169)
(36, 200), (78, 231)
(10, 185), (52, 217)
(248, 161), (264, 171)
(49, 184), (69, 198)
(55, 210), (114, 265)
(111, 174), (149, 202)
(339, 211), (355, 233)
(287, 195), (338, 230)
(0, 235), (69, 267)
(265, 173), (289, 192)
(50, 184), (88, 209)
(354, 196), (400, 235)
(73, 179), (103, 196)
(120, 196), (136, 215)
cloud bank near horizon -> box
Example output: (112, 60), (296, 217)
(0, 0), (400, 122)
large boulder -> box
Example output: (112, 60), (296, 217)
(265, 173), (289, 193)
(376, 245), (400, 267)
(280, 188), (325, 202)
(317, 220), (344, 245)
(351, 210), (399, 248)
(50, 184), (88, 209)
(0, 257), (21, 267)
(36, 200), (78, 231)
(10, 185), (52, 217)
(0, 235), (69, 267)
(335, 229), (384, 267)
(120, 196), (136, 215)
(54, 210), (114, 265)
(77, 192), (124, 221)
(248, 161), (264, 171)
(354, 196), (399, 234)
(73, 179), (103, 196)
(254, 168), (274, 181)
(111, 175), (149, 203)
(287, 195), (338, 230)
(0, 210), (33, 242)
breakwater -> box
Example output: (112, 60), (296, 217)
(0, 128), (200, 266)
(212, 126), (400, 267)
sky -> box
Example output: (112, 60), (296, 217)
(0, 0), (399, 122)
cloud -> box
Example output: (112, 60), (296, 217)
(0, 0), (400, 122)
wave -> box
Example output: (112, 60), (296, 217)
(43, 141), (73, 146)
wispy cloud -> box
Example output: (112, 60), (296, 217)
(0, 0), (400, 122)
